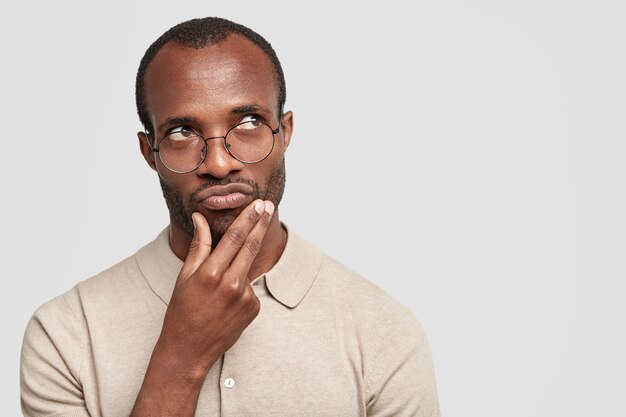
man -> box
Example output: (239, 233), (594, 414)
(21, 17), (440, 416)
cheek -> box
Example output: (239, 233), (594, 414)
(274, 135), (289, 153)
(266, 138), (287, 166)
(253, 155), (282, 184)
(158, 170), (197, 199)
(158, 165), (192, 186)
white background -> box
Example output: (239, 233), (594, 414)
(2, 0), (625, 415)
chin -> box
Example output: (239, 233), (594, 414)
(200, 209), (241, 248)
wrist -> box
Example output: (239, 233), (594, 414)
(130, 341), (215, 417)
(149, 338), (216, 387)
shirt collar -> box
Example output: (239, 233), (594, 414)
(263, 225), (324, 308)
(134, 227), (182, 306)
(135, 224), (323, 309)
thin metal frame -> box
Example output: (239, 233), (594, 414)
(149, 119), (280, 174)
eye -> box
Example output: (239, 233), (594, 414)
(236, 115), (263, 129)
(166, 126), (198, 141)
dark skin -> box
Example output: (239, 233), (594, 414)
(131, 35), (293, 416)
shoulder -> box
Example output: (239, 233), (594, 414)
(21, 284), (88, 403)
(25, 253), (141, 338)
(286, 230), (425, 346)
(21, 251), (148, 384)
(315, 247), (418, 326)
(26, 284), (86, 348)
(292, 233), (438, 404)
(76, 253), (145, 301)
(24, 239), (153, 337)
(300, 241), (439, 415)
(283, 227), (418, 322)
(21, 246), (151, 415)
(317, 251), (429, 355)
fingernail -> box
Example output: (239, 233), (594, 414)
(255, 200), (265, 214)
(191, 213), (197, 230)
(265, 201), (275, 216)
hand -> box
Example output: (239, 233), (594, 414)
(130, 199), (274, 416)
(156, 198), (275, 379)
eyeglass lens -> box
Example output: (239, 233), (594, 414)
(158, 120), (274, 173)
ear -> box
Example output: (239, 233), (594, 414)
(138, 131), (157, 171)
(280, 111), (293, 151)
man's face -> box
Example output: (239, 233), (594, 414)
(139, 35), (292, 246)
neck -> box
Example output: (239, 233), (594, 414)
(168, 211), (287, 281)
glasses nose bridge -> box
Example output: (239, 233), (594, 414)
(202, 134), (227, 144)
(200, 134), (228, 152)
(199, 134), (232, 162)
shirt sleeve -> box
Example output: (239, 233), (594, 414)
(20, 289), (92, 417)
(365, 305), (440, 417)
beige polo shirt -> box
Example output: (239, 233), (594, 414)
(21, 226), (440, 416)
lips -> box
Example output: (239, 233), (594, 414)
(196, 182), (255, 211)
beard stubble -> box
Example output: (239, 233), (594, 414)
(159, 158), (286, 249)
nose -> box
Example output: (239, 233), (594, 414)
(195, 136), (244, 179)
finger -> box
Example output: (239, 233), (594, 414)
(179, 212), (213, 280)
(206, 199), (267, 272)
(228, 200), (274, 287)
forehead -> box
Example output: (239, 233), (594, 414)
(144, 34), (278, 129)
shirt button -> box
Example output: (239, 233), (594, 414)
(224, 377), (236, 389)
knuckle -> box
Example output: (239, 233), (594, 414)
(188, 239), (199, 252)
(244, 235), (262, 255)
(208, 267), (221, 279)
(202, 267), (222, 282)
(225, 280), (241, 298)
(249, 297), (261, 317)
(226, 227), (247, 247)
(187, 238), (203, 253)
(241, 287), (258, 305)
(240, 288), (252, 303)
(258, 212), (271, 227)
(218, 274), (241, 299)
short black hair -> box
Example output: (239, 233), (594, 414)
(135, 17), (286, 133)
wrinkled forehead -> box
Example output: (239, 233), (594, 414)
(143, 35), (279, 127)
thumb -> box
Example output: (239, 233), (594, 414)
(179, 212), (213, 280)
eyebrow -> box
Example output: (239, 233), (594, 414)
(155, 104), (275, 134)
(157, 116), (196, 133)
(231, 104), (273, 116)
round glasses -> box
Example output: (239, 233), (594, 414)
(150, 119), (279, 174)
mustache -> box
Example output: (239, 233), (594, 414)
(188, 176), (259, 203)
